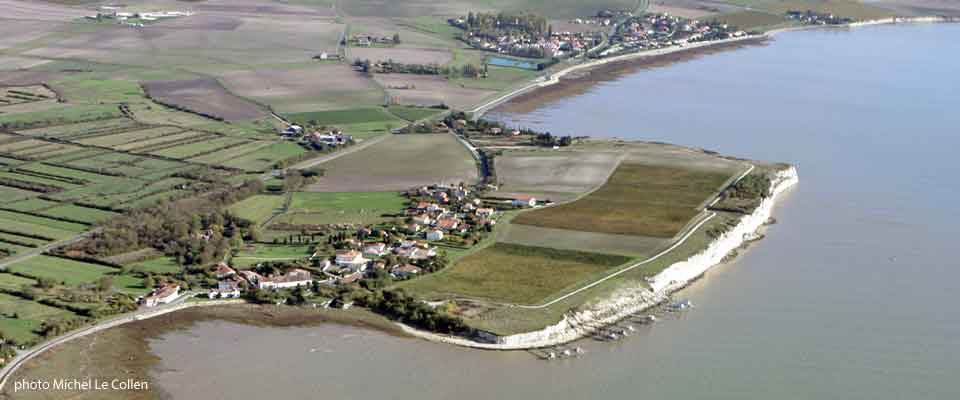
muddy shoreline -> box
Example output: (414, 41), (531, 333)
(0, 305), (405, 400)
(488, 37), (769, 115)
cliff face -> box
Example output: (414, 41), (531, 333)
(488, 166), (799, 348)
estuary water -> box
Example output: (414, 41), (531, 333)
(149, 23), (960, 400)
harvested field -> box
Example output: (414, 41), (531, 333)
(512, 163), (734, 238)
(498, 223), (667, 257)
(397, 243), (631, 304)
(142, 78), (268, 122)
(349, 47), (452, 65)
(374, 74), (497, 109)
(220, 65), (384, 112)
(495, 150), (623, 202)
(304, 134), (478, 192)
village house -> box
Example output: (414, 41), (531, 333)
(406, 223), (422, 233)
(339, 272), (363, 285)
(391, 264), (422, 279)
(335, 249), (368, 270)
(362, 242), (388, 257)
(435, 218), (460, 231)
(208, 276), (243, 299)
(141, 284), (180, 307)
(257, 268), (313, 290)
(476, 207), (495, 217)
(281, 124), (304, 136)
(214, 262), (236, 279)
(412, 214), (432, 226)
(426, 229), (444, 241)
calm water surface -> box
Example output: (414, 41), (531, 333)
(150, 24), (960, 400)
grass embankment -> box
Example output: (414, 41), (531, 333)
(0, 305), (405, 400)
(513, 163), (733, 238)
(398, 243), (631, 305)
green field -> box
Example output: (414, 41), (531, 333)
(397, 243), (631, 305)
(40, 204), (117, 224)
(512, 163), (733, 238)
(0, 292), (75, 344)
(228, 194), (287, 225)
(0, 104), (122, 129)
(0, 273), (37, 290)
(232, 245), (313, 268)
(0, 210), (88, 234)
(6, 256), (121, 286)
(221, 141), (307, 171)
(130, 256), (181, 274)
(710, 10), (791, 31)
(271, 191), (407, 225)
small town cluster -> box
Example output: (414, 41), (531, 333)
(449, 12), (604, 59)
(139, 182), (541, 309)
(602, 13), (745, 57)
(785, 10), (855, 25)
